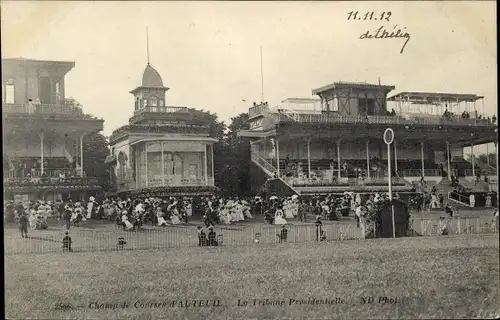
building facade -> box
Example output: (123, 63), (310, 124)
(107, 63), (218, 197)
(2, 58), (104, 202)
(239, 81), (498, 198)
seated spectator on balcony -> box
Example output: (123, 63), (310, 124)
(492, 115), (497, 124)
(389, 108), (396, 116)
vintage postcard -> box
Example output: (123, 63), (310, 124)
(3, 1), (498, 319)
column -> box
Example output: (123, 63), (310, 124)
(211, 144), (215, 186)
(80, 135), (83, 177)
(366, 140), (370, 180)
(204, 145), (208, 185)
(161, 142), (165, 186)
(307, 138), (311, 179)
(446, 141), (451, 180)
(145, 144), (148, 187)
(40, 132), (44, 176)
(337, 139), (341, 180)
(471, 144), (475, 177)
(135, 149), (139, 189)
(496, 142), (499, 205)
(486, 143), (490, 167)
(420, 142), (425, 178)
(394, 140), (398, 173)
(276, 137), (280, 177)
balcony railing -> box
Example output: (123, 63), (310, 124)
(2, 103), (100, 120)
(116, 174), (215, 192)
(272, 113), (495, 127)
(400, 169), (443, 177)
(249, 104), (270, 118)
(4, 176), (100, 188)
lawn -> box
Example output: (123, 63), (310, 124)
(5, 234), (499, 319)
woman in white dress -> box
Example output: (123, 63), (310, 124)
(156, 206), (168, 226)
(228, 200), (240, 222)
(234, 201), (245, 221)
(284, 199), (294, 219)
(242, 201), (253, 219)
(274, 206), (288, 225)
(185, 201), (193, 218)
(485, 194), (492, 208)
(121, 211), (134, 230)
(220, 207), (232, 225)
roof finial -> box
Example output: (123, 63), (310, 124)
(146, 27), (150, 65)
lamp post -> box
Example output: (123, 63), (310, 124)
(384, 128), (396, 238)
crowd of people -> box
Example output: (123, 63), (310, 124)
(5, 189), (498, 242)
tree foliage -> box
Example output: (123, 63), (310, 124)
(214, 113), (251, 196)
(82, 133), (112, 191)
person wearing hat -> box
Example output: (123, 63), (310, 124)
(86, 196), (97, 219)
(197, 226), (208, 247)
(63, 205), (73, 230)
(207, 226), (218, 246)
(19, 211), (29, 238)
(62, 231), (73, 252)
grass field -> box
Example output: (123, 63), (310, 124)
(5, 234), (499, 319)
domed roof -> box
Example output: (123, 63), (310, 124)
(142, 64), (163, 87)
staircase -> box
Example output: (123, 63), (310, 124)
(250, 152), (301, 195)
(279, 108), (300, 122)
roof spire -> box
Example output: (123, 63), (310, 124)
(146, 27), (150, 65)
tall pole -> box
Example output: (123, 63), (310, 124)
(307, 138), (311, 179)
(471, 144), (475, 177)
(394, 140), (398, 173)
(260, 46), (264, 102)
(337, 139), (341, 180)
(446, 141), (451, 180)
(276, 137), (280, 177)
(366, 140), (370, 180)
(145, 144), (148, 187)
(204, 145), (208, 186)
(496, 142), (499, 205)
(420, 141), (425, 179)
(486, 143), (490, 167)
(80, 135), (84, 177)
(161, 142), (165, 186)
(211, 144), (215, 186)
(40, 131), (44, 176)
(387, 142), (395, 238)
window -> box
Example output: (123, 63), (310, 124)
(135, 97), (140, 111)
(150, 97), (158, 106)
(150, 107), (157, 112)
(142, 99), (147, 108)
(159, 99), (164, 106)
(5, 78), (15, 104)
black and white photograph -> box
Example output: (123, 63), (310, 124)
(2, 1), (499, 319)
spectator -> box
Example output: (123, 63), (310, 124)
(62, 232), (73, 252)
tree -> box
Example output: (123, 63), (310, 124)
(82, 133), (112, 191)
(213, 113), (251, 196)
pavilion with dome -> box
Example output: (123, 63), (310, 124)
(107, 63), (218, 197)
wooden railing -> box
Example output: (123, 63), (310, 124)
(2, 103), (99, 120)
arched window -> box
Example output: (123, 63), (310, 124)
(5, 78), (15, 104)
(135, 97), (140, 111)
(117, 151), (128, 179)
(142, 99), (147, 108)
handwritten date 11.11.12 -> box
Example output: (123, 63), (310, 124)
(347, 11), (391, 21)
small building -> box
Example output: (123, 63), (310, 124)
(107, 63), (218, 197)
(2, 58), (104, 202)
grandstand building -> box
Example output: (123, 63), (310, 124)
(2, 58), (104, 202)
(107, 62), (218, 197)
(238, 81), (498, 207)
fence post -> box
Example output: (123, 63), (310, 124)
(466, 218), (470, 234)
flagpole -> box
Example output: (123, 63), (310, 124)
(260, 46), (264, 102)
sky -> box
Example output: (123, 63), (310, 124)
(2, 1), (497, 152)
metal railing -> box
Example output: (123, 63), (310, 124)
(251, 153), (277, 177)
(2, 103), (99, 120)
(271, 112), (495, 127)
(5, 217), (498, 255)
(448, 191), (471, 207)
(401, 169), (443, 177)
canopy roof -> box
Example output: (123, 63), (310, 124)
(312, 81), (395, 95)
(387, 92), (484, 103)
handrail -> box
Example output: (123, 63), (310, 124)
(2, 103), (100, 120)
(448, 191), (471, 207)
